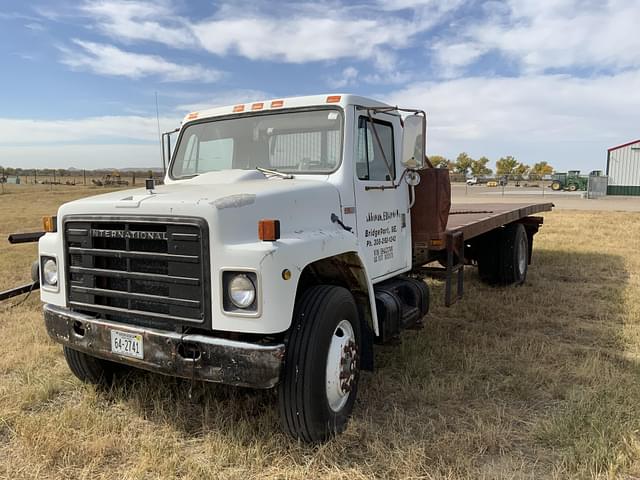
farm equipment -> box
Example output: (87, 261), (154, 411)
(468, 176), (507, 187)
(3, 94), (553, 443)
(550, 170), (588, 191)
(91, 171), (129, 187)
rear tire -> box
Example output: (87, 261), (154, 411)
(477, 223), (529, 285)
(477, 230), (500, 284)
(278, 285), (361, 443)
(551, 181), (562, 191)
(498, 223), (529, 285)
(63, 346), (126, 385)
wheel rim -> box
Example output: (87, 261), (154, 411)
(325, 319), (357, 412)
(517, 234), (528, 277)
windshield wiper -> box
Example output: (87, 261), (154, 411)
(256, 167), (294, 179)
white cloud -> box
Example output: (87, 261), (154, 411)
(60, 40), (222, 82)
(327, 67), (359, 89)
(78, 0), (459, 66)
(0, 110), (191, 168)
(24, 22), (45, 31)
(0, 144), (161, 169)
(191, 16), (412, 63)
(433, 0), (640, 74)
(385, 70), (640, 170)
(0, 115), (177, 145)
(81, 0), (196, 48)
(431, 42), (488, 78)
(0, 114), (183, 169)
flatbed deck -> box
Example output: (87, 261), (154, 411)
(446, 202), (554, 240)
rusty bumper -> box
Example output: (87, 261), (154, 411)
(44, 304), (285, 389)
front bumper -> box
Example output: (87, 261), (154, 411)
(44, 304), (285, 389)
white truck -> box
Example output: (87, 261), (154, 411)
(30, 94), (552, 443)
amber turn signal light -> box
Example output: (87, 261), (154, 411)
(42, 215), (57, 233)
(258, 219), (280, 241)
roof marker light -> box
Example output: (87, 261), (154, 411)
(326, 95), (341, 103)
(187, 112), (198, 119)
(271, 100), (284, 108)
(233, 104), (245, 112)
(251, 102), (264, 110)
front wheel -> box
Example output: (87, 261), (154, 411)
(278, 285), (361, 443)
(63, 346), (128, 385)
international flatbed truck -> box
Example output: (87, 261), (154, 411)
(3, 94), (552, 443)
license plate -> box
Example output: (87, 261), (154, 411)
(111, 330), (143, 359)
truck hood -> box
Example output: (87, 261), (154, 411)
(57, 170), (343, 243)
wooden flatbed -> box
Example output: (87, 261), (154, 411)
(446, 202), (554, 240)
(416, 202), (554, 306)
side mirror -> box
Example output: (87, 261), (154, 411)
(401, 115), (425, 170)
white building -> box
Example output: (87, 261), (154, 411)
(607, 139), (640, 195)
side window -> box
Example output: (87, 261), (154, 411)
(356, 117), (395, 181)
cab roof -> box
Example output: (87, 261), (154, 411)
(182, 94), (393, 123)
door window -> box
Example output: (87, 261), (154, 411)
(356, 117), (395, 181)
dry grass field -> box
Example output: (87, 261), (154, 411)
(1, 184), (639, 479)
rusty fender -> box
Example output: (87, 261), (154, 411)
(44, 304), (285, 388)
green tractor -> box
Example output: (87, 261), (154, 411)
(550, 170), (588, 192)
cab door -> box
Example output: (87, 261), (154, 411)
(353, 111), (411, 281)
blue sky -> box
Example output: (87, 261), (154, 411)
(0, 0), (639, 171)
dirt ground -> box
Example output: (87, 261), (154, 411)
(1, 184), (640, 479)
(452, 183), (640, 211)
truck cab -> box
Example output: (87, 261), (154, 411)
(36, 94), (550, 443)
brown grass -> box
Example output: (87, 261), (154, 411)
(1, 187), (640, 479)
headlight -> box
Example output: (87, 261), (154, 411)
(42, 258), (58, 286)
(228, 274), (256, 308)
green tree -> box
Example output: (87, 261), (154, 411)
(530, 161), (554, 176)
(454, 152), (473, 175)
(429, 155), (451, 169)
(514, 163), (530, 177)
(470, 156), (493, 176)
(495, 156), (519, 176)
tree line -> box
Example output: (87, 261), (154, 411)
(0, 167), (162, 177)
(429, 153), (554, 177)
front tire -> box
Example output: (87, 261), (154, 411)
(63, 346), (126, 385)
(278, 285), (361, 443)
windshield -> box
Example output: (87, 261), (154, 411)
(170, 108), (343, 178)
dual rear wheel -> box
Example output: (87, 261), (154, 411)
(477, 223), (529, 285)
